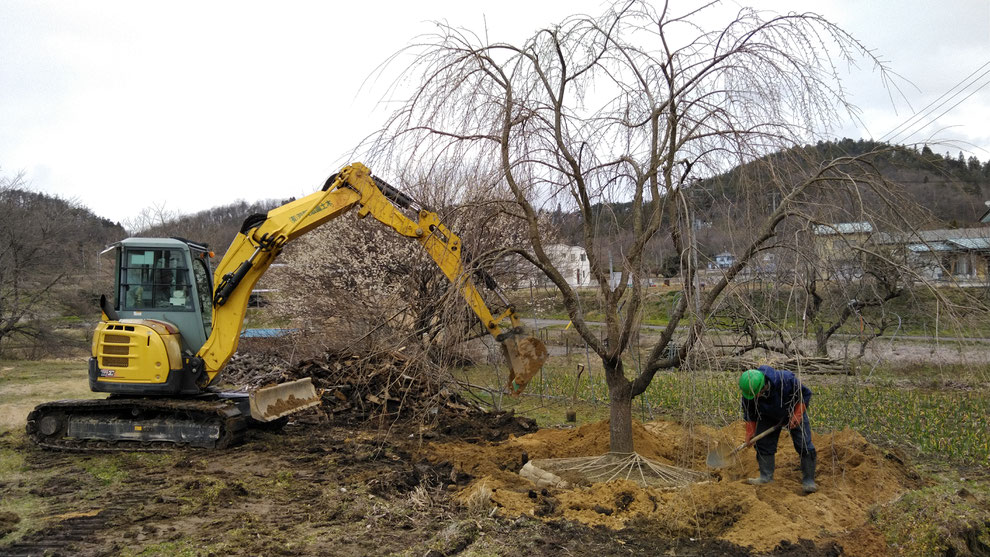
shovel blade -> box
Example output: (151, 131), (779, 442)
(249, 377), (322, 421)
(504, 335), (549, 396)
(706, 442), (738, 469)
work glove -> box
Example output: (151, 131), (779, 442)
(789, 402), (806, 429)
(744, 421), (757, 445)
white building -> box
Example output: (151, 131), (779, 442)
(714, 252), (736, 269)
(545, 244), (593, 287)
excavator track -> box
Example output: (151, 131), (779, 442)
(26, 397), (248, 452)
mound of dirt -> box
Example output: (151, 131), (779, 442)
(422, 419), (923, 553)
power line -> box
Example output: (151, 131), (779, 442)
(881, 60), (990, 145)
(881, 60), (990, 143)
(895, 76), (990, 146)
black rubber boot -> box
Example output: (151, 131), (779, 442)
(747, 453), (775, 485)
(801, 452), (817, 494)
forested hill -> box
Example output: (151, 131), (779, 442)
(8, 139), (989, 258)
(770, 139), (990, 225)
(0, 187), (127, 269)
(131, 198), (289, 253)
(555, 139), (990, 246)
(0, 187), (127, 336)
(0, 188), (288, 268)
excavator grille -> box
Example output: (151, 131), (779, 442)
(101, 357), (129, 368)
(100, 331), (132, 367)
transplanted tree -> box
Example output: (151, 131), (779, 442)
(370, 2), (899, 453)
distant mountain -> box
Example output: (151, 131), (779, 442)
(555, 139), (990, 256)
(724, 139), (990, 225)
(0, 186), (128, 340)
(0, 187), (127, 267)
(130, 198), (289, 254)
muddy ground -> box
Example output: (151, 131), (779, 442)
(2, 345), (984, 556)
(0, 409), (929, 557)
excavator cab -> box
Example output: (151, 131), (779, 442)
(89, 238), (213, 396)
(111, 238), (214, 351)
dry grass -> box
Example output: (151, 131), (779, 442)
(0, 360), (102, 432)
(458, 480), (495, 515)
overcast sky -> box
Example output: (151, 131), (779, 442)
(2, 1), (989, 225)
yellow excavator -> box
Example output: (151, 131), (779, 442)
(27, 163), (547, 450)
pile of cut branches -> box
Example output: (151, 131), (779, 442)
(722, 355), (851, 375)
(291, 347), (450, 423)
(222, 352), (292, 387)
(223, 347), (535, 441)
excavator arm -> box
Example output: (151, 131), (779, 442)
(197, 163), (546, 399)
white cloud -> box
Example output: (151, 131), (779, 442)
(2, 0), (989, 223)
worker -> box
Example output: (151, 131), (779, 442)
(738, 365), (817, 494)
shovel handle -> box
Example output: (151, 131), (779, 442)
(733, 423), (782, 455)
(570, 364), (585, 406)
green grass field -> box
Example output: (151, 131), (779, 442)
(511, 283), (990, 337)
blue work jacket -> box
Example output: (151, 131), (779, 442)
(741, 365), (812, 424)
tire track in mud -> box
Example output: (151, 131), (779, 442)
(2, 452), (166, 557)
(3, 481), (165, 557)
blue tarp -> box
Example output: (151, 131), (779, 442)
(240, 328), (298, 339)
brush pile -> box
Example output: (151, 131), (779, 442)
(223, 347), (536, 440)
(722, 355), (850, 375)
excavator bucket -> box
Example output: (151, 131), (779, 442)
(504, 335), (549, 396)
(248, 377), (322, 422)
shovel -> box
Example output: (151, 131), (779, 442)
(565, 364), (585, 422)
(706, 424), (782, 469)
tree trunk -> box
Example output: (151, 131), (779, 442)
(604, 359), (634, 454)
(814, 327), (829, 357)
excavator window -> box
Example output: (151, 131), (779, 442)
(191, 256), (213, 335)
(120, 248), (194, 311)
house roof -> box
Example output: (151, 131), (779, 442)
(894, 228), (990, 253)
(876, 226), (989, 241)
(807, 220), (990, 254)
(913, 227), (990, 242)
(813, 222), (873, 235)
(949, 237), (990, 250)
(907, 242), (952, 253)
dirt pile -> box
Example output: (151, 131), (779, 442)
(423, 419), (923, 553)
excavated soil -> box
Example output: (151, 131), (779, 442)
(0, 420), (768, 557)
(423, 419), (924, 554)
(0, 414), (909, 557)
(0, 344), (928, 557)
